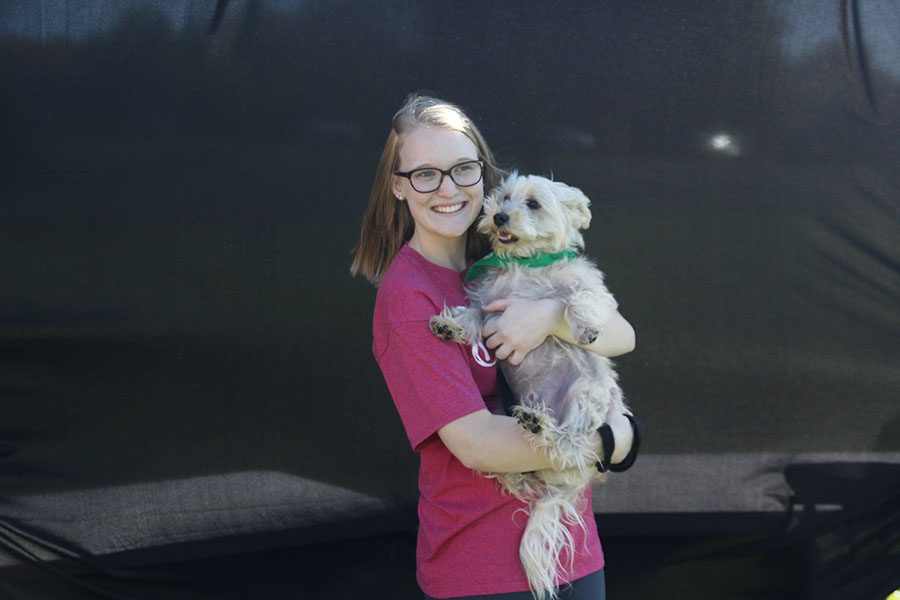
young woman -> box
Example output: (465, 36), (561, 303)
(351, 94), (636, 599)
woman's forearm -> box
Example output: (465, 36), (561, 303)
(605, 405), (634, 464)
(439, 409), (631, 474)
(553, 306), (635, 357)
(441, 410), (585, 473)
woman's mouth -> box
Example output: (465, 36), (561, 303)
(432, 202), (466, 214)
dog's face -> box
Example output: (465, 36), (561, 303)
(478, 173), (592, 258)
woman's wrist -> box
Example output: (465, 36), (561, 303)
(606, 410), (634, 464)
(544, 298), (568, 340)
(595, 408), (635, 472)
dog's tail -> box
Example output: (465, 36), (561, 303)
(519, 484), (589, 600)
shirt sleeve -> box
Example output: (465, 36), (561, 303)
(376, 315), (487, 452)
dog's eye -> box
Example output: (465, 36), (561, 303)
(526, 199), (541, 210)
(503, 195), (510, 202)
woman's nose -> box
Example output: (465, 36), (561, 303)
(436, 173), (459, 196)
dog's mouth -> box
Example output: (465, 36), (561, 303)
(496, 230), (519, 244)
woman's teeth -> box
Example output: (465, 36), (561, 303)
(433, 202), (465, 214)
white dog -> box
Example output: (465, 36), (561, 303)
(429, 173), (626, 600)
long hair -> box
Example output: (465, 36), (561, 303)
(350, 94), (502, 285)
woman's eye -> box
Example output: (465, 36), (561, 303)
(454, 164), (473, 174)
(526, 199), (541, 210)
(413, 170), (437, 180)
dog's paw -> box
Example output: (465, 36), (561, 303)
(513, 405), (554, 436)
(577, 326), (600, 345)
(516, 409), (543, 434)
(429, 316), (463, 343)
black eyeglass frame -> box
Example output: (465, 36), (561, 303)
(393, 160), (484, 193)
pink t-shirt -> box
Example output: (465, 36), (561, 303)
(373, 244), (604, 598)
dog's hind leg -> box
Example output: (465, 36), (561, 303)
(512, 398), (593, 477)
(491, 472), (544, 503)
(511, 395), (557, 439)
(512, 398), (553, 435)
(548, 378), (613, 476)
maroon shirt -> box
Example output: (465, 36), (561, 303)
(373, 244), (604, 598)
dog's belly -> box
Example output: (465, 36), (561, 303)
(501, 338), (615, 427)
(467, 263), (618, 427)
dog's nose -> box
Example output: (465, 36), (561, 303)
(493, 213), (509, 226)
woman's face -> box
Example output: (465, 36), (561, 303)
(392, 125), (483, 259)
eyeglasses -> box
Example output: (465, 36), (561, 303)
(394, 160), (484, 193)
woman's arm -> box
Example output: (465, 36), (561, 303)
(439, 379), (634, 475)
(438, 410), (557, 472)
(552, 305), (635, 357)
(482, 298), (635, 365)
(439, 405), (634, 473)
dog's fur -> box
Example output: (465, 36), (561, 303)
(428, 173), (625, 600)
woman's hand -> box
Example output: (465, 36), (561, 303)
(482, 298), (635, 364)
(481, 298), (564, 366)
(605, 385), (634, 464)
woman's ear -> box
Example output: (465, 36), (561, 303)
(391, 176), (405, 201)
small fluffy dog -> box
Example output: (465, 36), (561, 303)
(429, 173), (625, 600)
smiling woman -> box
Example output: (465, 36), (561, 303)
(350, 95), (499, 286)
(390, 125), (485, 271)
(350, 94), (636, 600)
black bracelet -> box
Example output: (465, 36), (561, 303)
(596, 413), (643, 473)
(595, 423), (615, 473)
(610, 414), (642, 472)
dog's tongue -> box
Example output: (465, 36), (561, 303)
(498, 231), (513, 241)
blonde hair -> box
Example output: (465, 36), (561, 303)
(350, 94), (503, 285)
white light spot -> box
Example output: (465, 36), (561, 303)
(709, 133), (741, 156)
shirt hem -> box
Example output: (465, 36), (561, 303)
(418, 558), (605, 598)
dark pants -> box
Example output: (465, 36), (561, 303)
(423, 568), (606, 600)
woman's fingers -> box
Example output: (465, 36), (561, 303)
(482, 312), (502, 341)
(481, 298), (559, 365)
(492, 341), (510, 360)
(507, 350), (524, 366)
(482, 298), (514, 313)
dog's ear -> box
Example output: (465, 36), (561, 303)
(498, 170), (520, 192)
(561, 186), (592, 231)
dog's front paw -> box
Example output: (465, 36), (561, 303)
(577, 326), (600, 345)
(429, 316), (464, 343)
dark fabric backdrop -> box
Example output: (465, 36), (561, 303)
(1, 1), (898, 598)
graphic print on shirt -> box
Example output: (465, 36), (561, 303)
(471, 340), (496, 367)
(444, 305), (497, 368)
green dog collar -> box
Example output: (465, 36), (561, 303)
(464, 248), (578, 281)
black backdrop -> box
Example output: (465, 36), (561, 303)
(1, 1), (899, 598)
